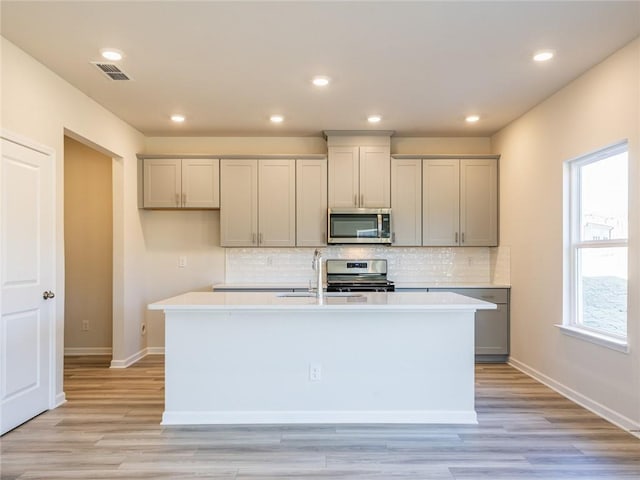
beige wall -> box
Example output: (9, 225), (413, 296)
(64, 137), (113, 352)
(491, 38), (640, 429)
(144, 135), (491, 156)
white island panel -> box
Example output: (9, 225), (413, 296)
(151, 292), (495, 425)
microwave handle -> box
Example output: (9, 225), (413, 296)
(377, 214), (383, 238)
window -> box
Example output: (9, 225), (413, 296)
(566, 142), (628, 343)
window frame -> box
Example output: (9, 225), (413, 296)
(565, 141), (629, 345)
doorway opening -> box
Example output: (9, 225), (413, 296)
(63, 136), (113, 359)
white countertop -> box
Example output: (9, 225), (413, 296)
(212, 282), (511, 291)
(149, 291), (497, 312)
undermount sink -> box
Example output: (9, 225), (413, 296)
(277, 292), (364, 298)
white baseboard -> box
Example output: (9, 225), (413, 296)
(110, 348), (147, 368)
(53, 392), (66, 408)
(64, 347), (112, 356)
(145, 347), (165, 355)
(162, 409), (478, 425)
(508, 357), (640, 436)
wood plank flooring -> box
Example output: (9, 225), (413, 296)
(1, 356), (639, 479)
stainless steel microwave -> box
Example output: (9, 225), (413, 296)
(327, 208), (392, 244)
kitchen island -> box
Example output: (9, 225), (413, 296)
(149, 291), (495, 425)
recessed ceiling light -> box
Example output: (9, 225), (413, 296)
(100, 48), (123, 62)
(367, 115), (382, 123)
(270, 115), (284, 123)
(312, 76), (330, 87)
(465, 115), (480, 123)
(171, 114), (185, 123)
(533, 50), (554, 62)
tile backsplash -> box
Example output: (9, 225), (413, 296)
(225, 246), (510, 285)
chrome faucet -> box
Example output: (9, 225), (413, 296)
(312, 249), (324, 301)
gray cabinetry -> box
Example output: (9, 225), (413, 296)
(428, 287), (510, 362)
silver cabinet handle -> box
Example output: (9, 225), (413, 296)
(354, 194), (358, 207)
(392, 232), (396, 243)
(42, 290), (55, 300)
(182, 193), (186, 206)
(259, 233), (263, 245)
(461, 232), (465, 244)
(455, 232), (458, 243)
(175, 193), (180, 207)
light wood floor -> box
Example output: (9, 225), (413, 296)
(1, 356), (639, 479)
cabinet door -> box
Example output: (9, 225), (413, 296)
(220, 159), (258, 247)
(143, 159), (181, 208)
(391, 159), (422, 246)
(182, 158), (220, 208)
(258, 159), (296, 247)
(423, 159), (459, 246)
(296, 159), (327, 246)
(359, 146), (390, 207)
(460, 159), (498, 246)
(328, 146), (359, 208)
(475, 304), (509, 355)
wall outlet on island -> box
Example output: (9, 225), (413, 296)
(178, 256), (187, 268)
(309, 363), (322, 382)
(82, 320), (89, 331)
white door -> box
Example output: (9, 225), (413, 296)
(1, 136), (55, 435)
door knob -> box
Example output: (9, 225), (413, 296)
(42, 291), (55, 300)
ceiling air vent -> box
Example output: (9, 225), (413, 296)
(91, 62), (132, 81)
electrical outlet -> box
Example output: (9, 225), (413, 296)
(178, 256), (187, 268)
(82, 320), (89, 331)
(309, 363), (322, 382)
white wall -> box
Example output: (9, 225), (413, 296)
(492, 38), (640, 429)
(1, 37), (146, 399)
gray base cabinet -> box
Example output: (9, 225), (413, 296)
(427, 288), (510, 363)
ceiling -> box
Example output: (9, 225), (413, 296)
(2, 1), (639, 137)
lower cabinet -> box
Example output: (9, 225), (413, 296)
(427, 287), (510, 362)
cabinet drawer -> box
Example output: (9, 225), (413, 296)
(429, 288), (508, 304)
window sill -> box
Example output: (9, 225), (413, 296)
(556, 325), (629, 353)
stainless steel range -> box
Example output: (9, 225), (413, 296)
(325, 259), (395, 292)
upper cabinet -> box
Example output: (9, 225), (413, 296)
(391, 158), (422, 246)
(392, 156), (499, 247)
(422, 159), (461, 246)
(459, 159), (498, 246)
(220, 159), (258, 247)
(142, 158), (219, 209)
(326, 132), (392, 208)
(220, 159), (296, 247)
(258, 159), (296, 247)
(296, 159), (328, 246)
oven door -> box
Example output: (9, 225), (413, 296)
(327, 208), (392, 244)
